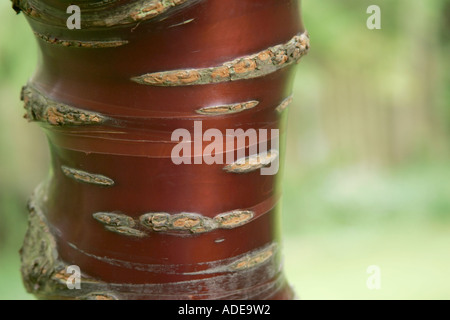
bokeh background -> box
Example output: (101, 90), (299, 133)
(0, 0), (449, 299)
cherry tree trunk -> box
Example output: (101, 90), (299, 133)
(13, 0), (309, 300)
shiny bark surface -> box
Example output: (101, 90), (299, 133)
(14, 0), (309, 300)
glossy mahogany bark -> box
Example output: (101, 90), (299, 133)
(15, 0), (309, 300)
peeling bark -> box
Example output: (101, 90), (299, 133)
(196, 101), (259, 115)
(21, 187), (284, 299)
(276, 95), (294, 113)
(61, 166), (115, 186)
(223, 150), (279, 174)
(12, 0), (200, 28)
(95, 210), (255, 235)
(15, 0), (308, 300)
(21, 85), (108, 126)
(132, 33), (310, 86)
(34, 32), (129, 48)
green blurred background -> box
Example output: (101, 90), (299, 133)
(0, 0), (449, 299)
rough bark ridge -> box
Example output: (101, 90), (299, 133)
(14, 0), (309, 299)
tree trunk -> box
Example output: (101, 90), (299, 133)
(12, 0), (309, 300)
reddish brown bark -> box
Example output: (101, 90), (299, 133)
(14, 0), (309, 300)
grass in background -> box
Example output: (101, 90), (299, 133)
(281, 162), (450, 299)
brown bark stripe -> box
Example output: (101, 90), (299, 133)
(229, 244), (275, 271)
(21, 85), (108, 126)
(93, 212), (148, 238)
(61, 166), (115, 187)
(275, 95), (294, 113)
(94, 210), (255, 235)
(223, 150), (279, 174)
(80, 293), (118, 301)
(22, 186), (282, 299)
(93, 212), (135, 227)
(182, 243), (278, 275)
(214, 210), (254, 229)
(34, 32), (129, 48)
(105, 226), (148, 238)
(132, 32), (310, 86)
(196, 100), (259, 115)
(138, 210), (255, 233)
(12, 0), (195, 28)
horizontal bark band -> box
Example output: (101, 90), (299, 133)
(12, 0), (200, 28)
(93, 210), (253, 236)
(22, 198), (283, 299)
(65, 238), (278, 276)
(132, 32), (310, 86)
(33, 32), (129, 48)
(23, 84), (290, 129)
(92, 193), (279, 237)
(21, 85), (109, 127)
(61, 165), (115, 186)
(276, 95), (293, 113)
(223, 149), (279, 174)
(195, 100), (259, 115)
